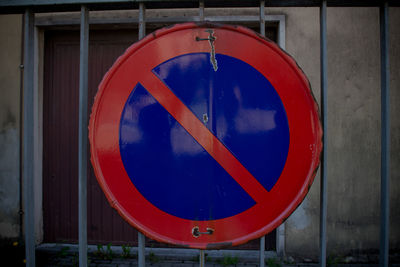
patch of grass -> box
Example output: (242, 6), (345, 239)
(266, 257), (282, 267)
(283, 258), (295, 265)
(216, 255), (238, 266)
(93, 243), (114, 260)
(105, 243), (114, 260)
(327, 255), (342, 267)
(94, 244), (105, 259)
(71, 252), (78, 267)
(121, 244), (134, 259)
(56, 246), (70, 258)
(148, 251), (160, 264)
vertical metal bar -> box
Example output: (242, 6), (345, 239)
(380, 1), (390, 267)
(259, 0), (265, 37)
(23, 8), (35, 267)
(276, 14), (286, 259)
(319, 1), (328, 267)
(199, 250), (205, 267)
(199, 5), (205, 267)
(139, 2), (146, 39)
(138, 4), (146, 267)
(138, 232), (145, 267)
(277, 16), (286, 51)
(260, 5), (267, 263)
(259, 3), (266, 266)
(78, 5), (89, 267)
(199, 0), (205, 21)
(276, 225), (285, 257)
(19, 14), (25, 243)
(260, 236), (265, 267)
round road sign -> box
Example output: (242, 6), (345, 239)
(89, 23), (322, 249)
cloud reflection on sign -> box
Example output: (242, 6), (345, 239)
(235, 109), (277, 134)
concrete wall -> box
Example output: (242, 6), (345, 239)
(267, 7), (400, 259)
(261, 7), (322, 260)
(0, 14), (22, 239)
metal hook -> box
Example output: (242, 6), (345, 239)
(192, 226), (214, 237)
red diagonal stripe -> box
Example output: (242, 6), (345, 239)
(140, 72), (268, 203)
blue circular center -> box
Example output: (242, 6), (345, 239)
(119, 53), (289, 221)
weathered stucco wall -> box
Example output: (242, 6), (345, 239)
(268, 7), (400, 259)
(268, 7), (322, 259)
(0, 14), (22, 239)
(0, 6), (399, 260)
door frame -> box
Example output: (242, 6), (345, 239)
(32, 10), (286, 254)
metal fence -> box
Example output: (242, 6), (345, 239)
(0, 0), (395, 267)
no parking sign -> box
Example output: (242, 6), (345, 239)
(89, 23), (322, 249)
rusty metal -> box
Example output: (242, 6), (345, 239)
(196, 29), (218, 71)
(192, 227), (214, 238)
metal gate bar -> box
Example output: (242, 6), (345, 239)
(199, 0), (205, 21)
(138, 231), (145, 267)
(78, 5), (89, 267)
(319, 1), (328, 267)
(379, 1), (390, 267)
(138, 3), (146, 267)
(259, 1), (266, 267)
(23, 8), (35, 267)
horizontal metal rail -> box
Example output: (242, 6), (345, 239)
(1, 0), (399, 14)
(34, 14), (285, 27)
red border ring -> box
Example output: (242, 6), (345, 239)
(89, 23), (322, 249)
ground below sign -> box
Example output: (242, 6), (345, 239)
(89, 23), (322, 249)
